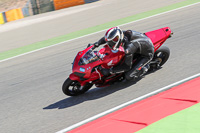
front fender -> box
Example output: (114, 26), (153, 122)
(69, 73), (81, 83)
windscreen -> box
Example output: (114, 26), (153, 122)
(79, 50), (99, 65)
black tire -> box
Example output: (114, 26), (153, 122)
(150, 45), (170, 70)
(62, 78), (93, 96)
(153, 45), (170, 67)
(149, 45), (170, 71)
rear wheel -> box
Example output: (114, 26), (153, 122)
(150, 45), (170, 70)
(62, 78), (93, 96)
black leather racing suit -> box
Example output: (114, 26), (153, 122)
(98, 30), (154, 80)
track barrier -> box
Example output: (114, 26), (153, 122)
(0, 0), (98, 24)
(5, 8), (24, 22)
(0, 12), (5, 24)
(54, 0), (85, 10)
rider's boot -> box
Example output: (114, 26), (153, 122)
(140, 64), (150, 77)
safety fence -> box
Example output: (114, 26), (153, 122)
(0, 0), (98, 24)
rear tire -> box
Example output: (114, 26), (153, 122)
(150, 45), (170, 70)
(155, 45), (170, 66)
(62, 78), (93, 96)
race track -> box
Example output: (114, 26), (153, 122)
(0, 0), (200, 132)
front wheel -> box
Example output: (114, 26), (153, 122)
(62, 78), (93, 96)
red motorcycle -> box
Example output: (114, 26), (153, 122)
(62, 27), (173, 96)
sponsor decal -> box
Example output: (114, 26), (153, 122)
(107, 60), (114, 66)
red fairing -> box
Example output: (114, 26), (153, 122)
(72, 45), (102, 79)
(99, 45), (125, 68)
(69, 73), (81, 82)
(145, 27), (172, 52)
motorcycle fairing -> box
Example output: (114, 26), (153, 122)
(145, 27), (172, 52)
(69, 27), (172, 87)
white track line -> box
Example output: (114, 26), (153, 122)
(1, 1), (200, 63)
(57, 73), (200, 133)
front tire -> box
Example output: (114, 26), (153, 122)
(62, 78), (93, 96)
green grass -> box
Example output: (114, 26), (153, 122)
(136, 103), (200, 133)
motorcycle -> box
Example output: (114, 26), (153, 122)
(62, 27), (173, 96)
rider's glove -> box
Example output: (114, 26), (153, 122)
(91, 42), (99, 50)
(88, 42), (99, 49)
(93, 42), (99, 48)
(87, 43), (93, 48)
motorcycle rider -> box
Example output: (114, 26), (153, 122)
(93, 26), (154, 80)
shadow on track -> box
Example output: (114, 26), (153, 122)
(43, 79), (140, 109)
(43, 69), (159, 110)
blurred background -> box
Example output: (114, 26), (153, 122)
(0, 0), (98, 24)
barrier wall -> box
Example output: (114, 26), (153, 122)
(54, 0), (85, 10)
(31, 0), (54, 15)
(3, 12), (7, 23)
(5, 8), (24, 22)
(22, 7), (30, 17)
(22, 1), (31, 17)
(0, 13), (5, 24)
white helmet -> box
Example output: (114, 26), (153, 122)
(104, 27), (124, 50)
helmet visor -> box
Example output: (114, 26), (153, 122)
(106, 35), (119, 49)
(112, 36), (119, 43)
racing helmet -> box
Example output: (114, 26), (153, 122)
(104, 27), (124, 50)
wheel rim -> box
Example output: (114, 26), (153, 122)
(155, 51), (167, 65)
(68, 81), (81, 95)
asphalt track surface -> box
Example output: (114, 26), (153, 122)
(0, 0), (200, 133)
